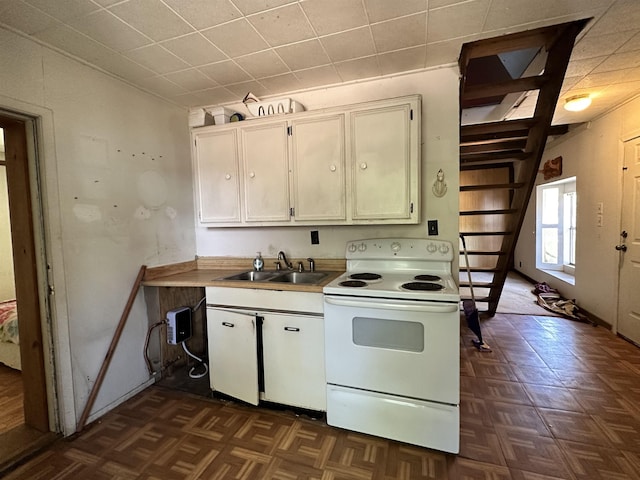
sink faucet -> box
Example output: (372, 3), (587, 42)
(277, 251), (294, 270)
(307, 258), (315, 272)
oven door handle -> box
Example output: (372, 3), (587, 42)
(324, 297), (459, 313)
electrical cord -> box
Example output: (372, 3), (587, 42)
(144, 320), (165, 375)
(181, 341), (208, 379)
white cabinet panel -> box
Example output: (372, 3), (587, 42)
(261, 313), (326, 411)
(351, 102), (417, 221)
(241, 122), (290, 222)
(291, 115), (346, 221)
(207, 308), (259, 405)
(193, 129), (241, 224)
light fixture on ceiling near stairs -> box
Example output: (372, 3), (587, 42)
(564, 94), (591, 112)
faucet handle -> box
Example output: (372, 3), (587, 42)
(274, 261), (281, 271)
(307, 257), (315, 272)
(297, 261), (304, 272)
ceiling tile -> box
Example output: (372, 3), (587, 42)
(425, 38), (468, 67)
(618, 31), (640, 53)
(429, 0), (468, 8)
(363, 0), (426, 23)
(163, 68), (218, 91)
(573, 66), (640, 89)
(89, 51), (156, 81)
(428, 0), (490, 43)
(484, 0), (610, 31)
(125, 44), (190, 74)
(572, 30), (636, 60)
(231, 0), (297, 15)
(161, 33), (226, 67)
(0, 0), (59, 35)
(334, 56), (381, 82)
(564, 56), (605, 77)
(109, 0), (193, 42)
(235, 50), (289, 78)
(162, 0), (242, 30)
(320, 27), (376, 62)
(69, 10), (151, 52)
(293, 64), (341, 89)
(378, 45), (426, 75)
(247, 4), (315, 47)
(223, 80), (270, 100)
(92, 0), (121, 6)
(258, 72), (302, 93)
(275, 39), (330, 71)
(199, 60), (252, 85)
(587, 0), (640, 36)
(25, 0), (100, 22)
(371, 13), (426, 53)
(138, 75), (188, 96)
(34, 23), (114, 63)
(169, 91), (210, 107)
(201, 18), (268, 57)
(300, 0), (368, 36)
(593, 50), (640, 73)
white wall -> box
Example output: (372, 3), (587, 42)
(0, 27), (195, 434)
(195, 67), (461, 260)
(515, 95), (640, 324)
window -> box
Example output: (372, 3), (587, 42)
(536, 177), (576, 276)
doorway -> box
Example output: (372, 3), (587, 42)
(0, 113), (55, 471)
(617, 138), (640, 345)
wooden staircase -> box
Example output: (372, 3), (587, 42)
(458, 19), (589, 317)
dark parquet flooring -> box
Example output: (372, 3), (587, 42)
(5, 313), (640, 479)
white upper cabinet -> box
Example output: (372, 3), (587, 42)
(351, 101), (418, 221)
(241, 122), (290, 222)
(191, 95), (420, 227)
(291, 114), (346, 221)
(193, 129), (241, 224)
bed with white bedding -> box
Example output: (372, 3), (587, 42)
(0, 299), (21, 370)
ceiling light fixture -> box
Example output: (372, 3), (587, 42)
(564, 94), (591, 112)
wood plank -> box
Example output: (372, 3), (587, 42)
(462, 75), (548, 101)
(460, 140), (527, 155)
(460, 183), (524, 191)
(144, 260), (198, 280)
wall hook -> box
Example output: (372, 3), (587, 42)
(433, 169), (447, 197)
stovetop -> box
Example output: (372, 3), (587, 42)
(323, 238), (460, 303)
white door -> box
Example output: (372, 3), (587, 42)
(193, 129), (241, 224)
(241, 122), (290, 222)
(291, 115), (346, 221)
(207, 308), (259, 405)
(617, 139), (640, 344)
(261, 313), (326, 411)
(350, 102), (417, 221)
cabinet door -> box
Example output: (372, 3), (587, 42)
(350, 101), (419, 221)
(241, 122), (291, 222)
(291, 115), (346, 221)
(193, 129), (241, 224)
(261, 313), (326, 411)
(207, 308), (259, 405)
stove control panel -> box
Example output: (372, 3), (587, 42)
(344, 238), (454, 261)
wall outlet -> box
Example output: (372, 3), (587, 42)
(427, 220), (438, 236)
(311, 230), (319, 244)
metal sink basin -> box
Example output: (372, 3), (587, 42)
(268, 272), (329, 284)
(222, 271), (280, 282)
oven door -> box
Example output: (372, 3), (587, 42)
(324, 295), (459, 405)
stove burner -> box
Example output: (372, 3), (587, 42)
(401, 282), (444, 291)
(349, 273), (382, 281)
(414, 274), (441, 282)
(340, 280), (368, 287)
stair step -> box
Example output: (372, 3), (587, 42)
(461, 75), (550, 102)
(461, 118), (541, 136)
(460, 182), (525, 191)
(460, 151), (532, 169)
(461, 250), (507, 255)
(460, 139), (527, 155)
(459, 231), (513, 236)
(460, 208), (518, 216)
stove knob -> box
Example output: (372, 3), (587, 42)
(439, 243), (450, 254)
(391, 242), (401, 253)
(348, 243), (357, 253)
(427, 243), (437, 253)
(358, 242), (367, 252)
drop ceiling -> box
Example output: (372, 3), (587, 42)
(1, 0), (640, 125)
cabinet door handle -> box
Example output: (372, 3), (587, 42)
(222, 322), (235, 328)
(284, 326), (300, 332)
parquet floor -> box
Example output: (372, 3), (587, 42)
(5, 313), (640, 479)
(0, 364), (24, 433)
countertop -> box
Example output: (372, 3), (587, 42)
(142, 257), (345, 293)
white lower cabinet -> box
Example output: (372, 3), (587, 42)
(261, 312), (326, 410)
(206, 288), (325, 411)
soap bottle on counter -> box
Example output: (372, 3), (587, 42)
(253, 252), (264, 271)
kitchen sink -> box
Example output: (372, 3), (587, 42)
(221, 270), (330, 285)
(222, 271), (280, 282)
(268, 272), (329, 284)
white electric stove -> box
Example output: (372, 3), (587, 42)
(323, 238), (460, 453)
